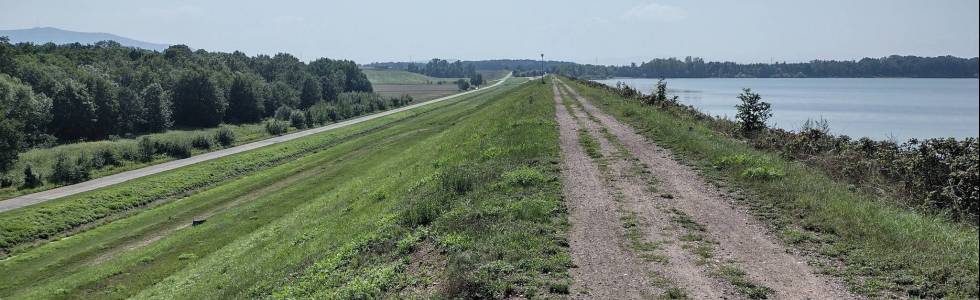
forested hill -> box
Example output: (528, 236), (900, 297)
(0, 27), (169, 51)
(370, 56), (979, 79)
(0, 38), (372, 146)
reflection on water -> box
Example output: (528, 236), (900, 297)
(595, 78), (980, 141)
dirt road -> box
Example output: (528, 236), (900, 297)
(553, 77), (855, 299)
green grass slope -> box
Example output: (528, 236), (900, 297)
(1, 77), (572, 299)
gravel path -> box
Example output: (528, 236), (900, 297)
(557, 78), (856, 299)
(552, 81), (655, 299)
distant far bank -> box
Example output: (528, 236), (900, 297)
(369, 56), (979, 79)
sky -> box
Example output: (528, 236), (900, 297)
(1, 0), (978, 65)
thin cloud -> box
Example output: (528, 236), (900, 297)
(622, 2), (688, 22)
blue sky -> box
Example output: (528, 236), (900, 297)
(2, 0), (978, 64)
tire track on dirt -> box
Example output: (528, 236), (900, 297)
(558, 78), (856, 299)
(552, 81), (655, 299)
(558, 84), (735, 299)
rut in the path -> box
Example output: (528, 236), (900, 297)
(553, 81), (656, 299)
(557, 78), (857, 299)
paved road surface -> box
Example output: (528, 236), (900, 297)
(0, 73), (512, 213)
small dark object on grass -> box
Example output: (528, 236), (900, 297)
(192, 219), (207, 226)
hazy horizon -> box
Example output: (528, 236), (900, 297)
(2, 0), (978, 65)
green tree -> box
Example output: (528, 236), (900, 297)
(0, 36), (15, 75)
(299, 76), (322, 109)
(226, 73), (265, 124)
(51, 79), (97, 140)
(83, 72), (120, 138)
(469, 73), (484, 86)
(172, 71), (227, 127)
(117, 87), (144, 135)
(0, 119), (19, 172)
(456, 79), (470, 91)
(734, 88), (772, 134)
(141, 83), (173, 132)
(0, 74), (52, 147)
(264, 81), (299, 114)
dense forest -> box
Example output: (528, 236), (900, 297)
(0, 37), (379, 175)
(371, 56), (979, 79)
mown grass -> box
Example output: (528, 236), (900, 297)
(563, 78), (979, 298)
(1, 77), (572, 299)
(0, 86), (496, 256)
(363, 68), (465, 85)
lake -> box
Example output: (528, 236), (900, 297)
(594, 78), (979, 141)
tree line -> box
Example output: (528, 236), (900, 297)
(371, 56), (979, 79)
(555, 55), (979, 78)
(0, 37), (374, 173)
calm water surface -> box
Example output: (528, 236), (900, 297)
(595, 78), (979, 140)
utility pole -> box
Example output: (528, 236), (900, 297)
(540, 53), (546, 83)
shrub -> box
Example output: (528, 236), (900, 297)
(440, 165), (479, 194)
(274, 106), (293, 121)
(89, 148), (120, 169)
(713, 154), (756, 169)
(502, 166), (548, 187)
(191, 135), (214, 150)
(1, 174), (14, 188)
(49, 154), (90, 184)
(157, 140), (192, 158)
(22, 164), (42, 188)
(289, 110), (307, 129)
(734, 88), (771, 135)
(740, 166), (784, 180)
(265, 119), (289, 135)
(785, 119), (834, 158)
(307, 103), (335, 125)
(137, 137), (155, 162)
(214, 126), (235, 147)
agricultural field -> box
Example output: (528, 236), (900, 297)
(362, 68), (465, 85)
(0, 76), (577, 299)
(366, 68), (507, 102)
(373, 83), (461, 102)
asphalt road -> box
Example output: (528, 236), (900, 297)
(0, 73), (512, 213)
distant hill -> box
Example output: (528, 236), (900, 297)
(0, 27), (169, 51)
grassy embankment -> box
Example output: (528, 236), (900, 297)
(563, 78), (978, 298)
(1, 77), (572, 299)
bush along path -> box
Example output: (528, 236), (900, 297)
(553, 77), (855, 299)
